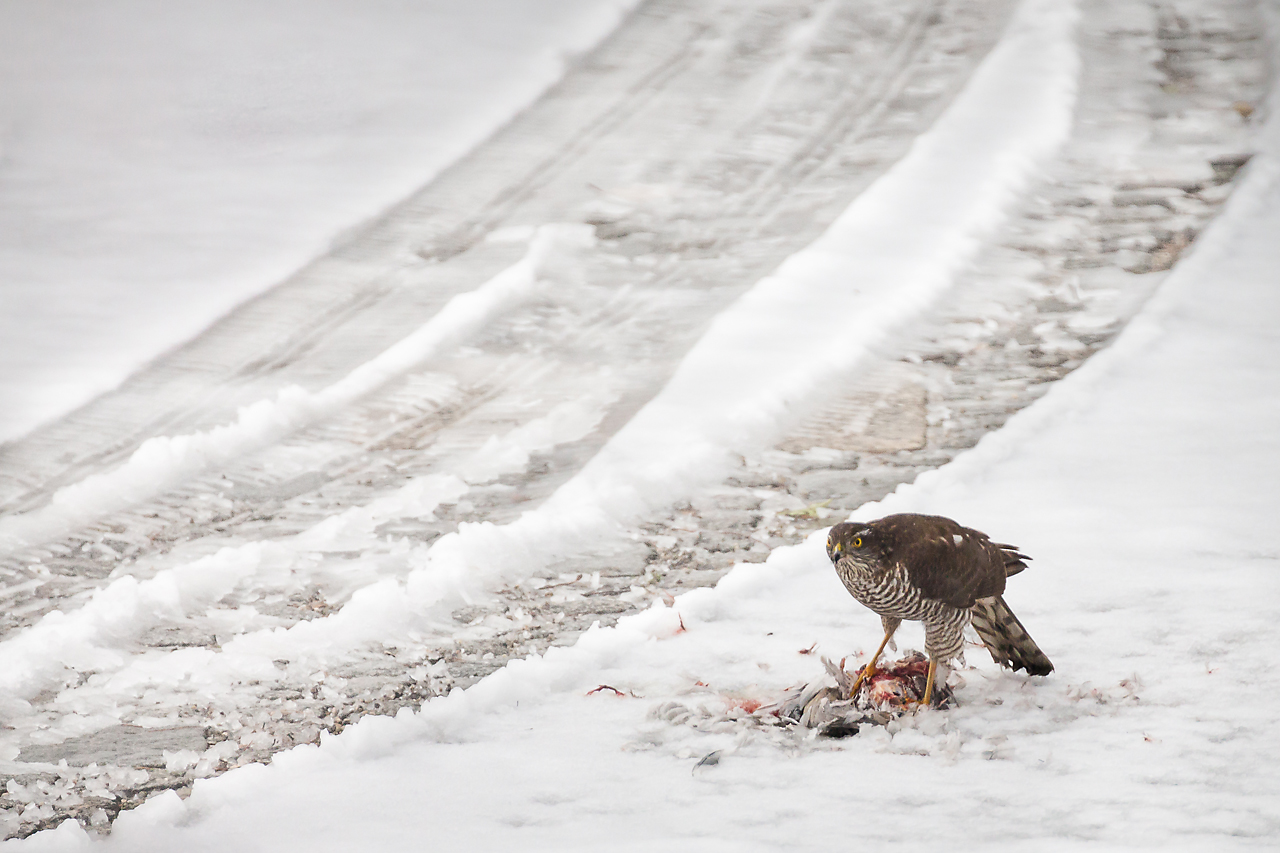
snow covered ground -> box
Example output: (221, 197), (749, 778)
(0, 0), (636, 443)
(4, 0), (1277, 848)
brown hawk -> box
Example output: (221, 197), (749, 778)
(826, 513), (1053, 707)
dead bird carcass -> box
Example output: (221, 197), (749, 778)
(771, 652), (956, 738)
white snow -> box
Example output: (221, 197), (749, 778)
(6, 0), (1280, 847)
(0, 0), (1079, 750)
(0, 0), (637, 443)
(0, 0), (1079, 568)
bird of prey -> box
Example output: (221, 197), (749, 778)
(826, 513), (1053, 707)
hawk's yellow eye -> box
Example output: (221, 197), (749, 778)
(853, 536), (863, 548)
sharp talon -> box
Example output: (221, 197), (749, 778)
(895, 693), (931, 714)
(848, 664), (874, 697)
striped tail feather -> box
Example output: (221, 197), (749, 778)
(970, 595), (1053, 676)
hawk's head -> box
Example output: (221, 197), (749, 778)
(827, 521), (874, 565)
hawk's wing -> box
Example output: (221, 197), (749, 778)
(888, 519), (1010, 609)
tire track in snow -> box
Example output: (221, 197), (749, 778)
(0, 0), (1014, 627)
(0, 225), (594, 552)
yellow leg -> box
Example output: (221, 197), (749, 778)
(901, 657), (939, 712)
(850, 627), (895, 696)
(921, 657), (937, 709)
